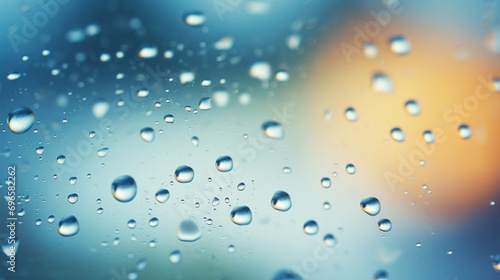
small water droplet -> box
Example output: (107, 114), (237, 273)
(7, 72), (21, 81)
(183, 12), (205, 27)
(97, 147), (109, 158)
(321, 177), (331, 188)
(275, 70), (289, 82)
(390, 127), (405, 142)
(177, 218), (202, 242)
(215, 155), (233, 172)
(48, 215), (55, 223)
(227, 244), (236, 253)
(138, 46), (158, 58)
(169, 250), (182, 264)
(7, 106), (35, 134)
(237, 182), (246, 191)
(363, 41), (378, 58)
(174, 165), (194, 183)
(111, 175), (137, 203)
(56, 155), (66, 164)
(198, 97), (212, 111)
(416, 242), (422, 248)
(282, 167), (292, 174)
(35, 219), (42, 226)
(92, 99), (110, 118)
(272, 269), (304, 280)
(323, 201), (331, 210)
(447, 250), (453, 255)
(360, 197), (381, 216)
(404, 99), (421, 116)
(345, 163), (356, 175)
(191, 136), (199, 147)
(492, 254), (500, 271)
(323, 233), (337, 247)
(149, 217), (159, 227)
(67, 193), (79, 204)
(230, 206), (252, 225)
(344, 107), (358, 122)
(163, 114), (175, 124)
(249, 62), (271, 81)
(458, 124), (472, 139)
(127, 219), (137, 229)
(271, 191), (292, 211)
(58, 215), (79, 237)
(372, 73), (393, 94)
(303, 220), (319, 235)
(212, 197), (220, 207)
(136, 88), (149, 98)
(140, 127), (155, 142)
(377, 218), (392, 232)
(155, 189), (170, 203)
(35, 146), (44, 155)
(96, 207), (104, 214)
(373, 269), (389, 280)
(262, 120), (284, 139)
(422, 130), (435, 144)
(389, 35), (410, 55)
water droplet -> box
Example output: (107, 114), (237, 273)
(97, 147), (109, 158)
(492, 254), (500, 271)
(345, 163), (356, 175)
(215, 155), (233, 172)
(372, 73), (393, 94)
(272, 269), (304, 280)
(230, 206), (252, 225)
(360, 197), (381, 216)
(96, 208), (104, 214)
(198, 97), (212, 111)
(404, 99), (421, 116)
(169, 250), (182, 264)
(111, 175), (137, 203)
(344, 107), (358, 122)
(191, 136), (199, 147)
(92, 99), (110, 118)
(127, 219), (137, 229)
(321, 177), (331, 188)
(389, 35), (410, 55)
(183, 12), (205, 27)
(212, 197), (220, 207)
(212, 89), (229, 107)
(177, 218), (202, 242)
(271, 191), (292, 211)
(7, 106), (35, 134)
(323, 202), (331, 210)
(174, 165), (194, 183)
(227, 244), (236, 253)
(458, 124), (471, 139)
(237, 182), (246, 191)
(149, 217), (159, 227)
(447, 250), (453, 255)
(282, 167), (292, 174)
(420, 130), (435, 144)
(303, 220), (319, 235)
(138, 46), (158, 58)
(373, 269), (389, 280)
(416, 242), (422, 248)
(275, 70), (289, 82)
(67, 193), (79, 204)
(48, 215), (55, 223)
(56, 155), (66, 164)
(377, 218), (392, 232)
(262, 120), (284, 139)
(363, 41), (378, 58)
(214, 36), (234, 50)
(35, 146), (44, 155)
(155, 189), (170, 203)
(58, 215), (79, 237)
(323, 233), (337, 247)
(89, 131), (96, 138)
(249, 62), (271, 81)
(136, 88), (149, 98)
(492, 77), (500, 92)
(163, 114), (175, 124)
(390, 127), (405, 142)
(140, 127), (155, 142)
(7, 72), (21, 81)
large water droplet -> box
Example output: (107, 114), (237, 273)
(377, 218), (392, 232)
(390, 127), (405, 142)
(372, 73), (393, 94)
(127, 219), (137, 229)
(389, 35), (410, 55)
(155, 189), (170, 203)
(493, 254), (500, 272)
(458, 124), (472, 139)
(140, 127), (155, 142)
(164, 114), (175, 124)
(111, 175), (137, 203)
(345, 163), (356, 175)
(169, 250), (182, 264)
(230, 206), (252, 225)
(344, 107), (358, 122)
(215, 155), (233, 172)
(183, 12), (205, 27)
(177, 218), (202, 242)
(198, 97), (212, 111)
(404, 99), (421, 116)
(360, 197), (381, 216)
(303, 220), (319, 235)
(58, 215), (79, 237)
(262, 120), (284, 139)
(249, 62), (271, 81)
(7, 72), (21, 81)
(271, 191), (292, 211)
(7, 106), (35, 134)
(149, 217), (159, 227)
(174, 165), (194, 183)
(67, 193), (79, 204)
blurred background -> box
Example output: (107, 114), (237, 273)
(0, 0), (499, 279)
